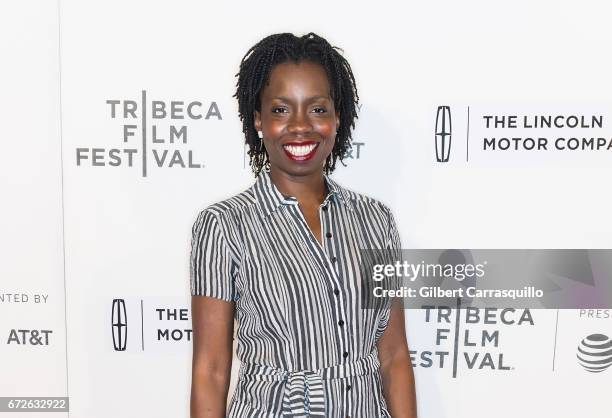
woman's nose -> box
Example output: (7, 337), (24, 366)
(287, 110), (312, 134)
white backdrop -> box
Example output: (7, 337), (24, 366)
(1, 1), (612, 417)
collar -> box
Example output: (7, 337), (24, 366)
(253, 170), (354, 218)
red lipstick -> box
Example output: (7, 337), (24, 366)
(282, 141), (319, 162)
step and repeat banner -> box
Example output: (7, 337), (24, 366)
(2, 1), (612, 417)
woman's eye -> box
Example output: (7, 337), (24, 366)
(312, 107), (327, 113)
(272, 107), (288, 113)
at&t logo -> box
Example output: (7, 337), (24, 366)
(577, 333), (612, 373)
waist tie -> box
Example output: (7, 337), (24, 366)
(237, 350), (380, 417)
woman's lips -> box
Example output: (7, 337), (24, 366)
(282, 141), (319, 162)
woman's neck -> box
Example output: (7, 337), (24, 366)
(269, 168), (327, 206)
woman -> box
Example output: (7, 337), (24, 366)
(190, 32), (417, 418)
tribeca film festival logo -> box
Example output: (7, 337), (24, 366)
(76, 90), (221, 177)
(410, 304), (534, 377)
(576, 333), (612, 373)
(111, 298), (192, 351)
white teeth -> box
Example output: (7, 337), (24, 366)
(283, 143), (318, 157)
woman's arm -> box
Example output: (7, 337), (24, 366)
(377, 297), (417, 418)
(190, 295), (235, 418)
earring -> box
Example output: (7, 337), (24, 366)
(257, 131), (263, 139)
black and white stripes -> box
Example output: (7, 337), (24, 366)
(190, 170), (401, 417)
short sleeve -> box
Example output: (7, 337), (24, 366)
(189, 209), (237, 301)
(385, 205), (402, 255)
(381, 204), (404, 322)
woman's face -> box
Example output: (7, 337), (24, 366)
(254, 60), (339, 178)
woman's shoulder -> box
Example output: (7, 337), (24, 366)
(194, 184), (258, 222)
(331, 178), (393, 217)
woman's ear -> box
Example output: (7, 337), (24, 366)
(254, 110), (262, 133)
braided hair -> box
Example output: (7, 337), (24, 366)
(234, 32), (359, 176)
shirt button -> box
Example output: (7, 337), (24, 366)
(343, 351), (349, 358)
(326, 232), (333, 238)
(338, 320), (344, 326)
(334, 288), (340, 296)
(347, 384), (352, 391)
(331, 256), (337, 263)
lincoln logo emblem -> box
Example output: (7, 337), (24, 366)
(435, 106), (452, 162)
(111, 299), (128, 351)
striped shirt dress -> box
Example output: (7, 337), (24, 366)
(190, 170), (402, 417)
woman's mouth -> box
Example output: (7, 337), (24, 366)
(282, 141), (319, 161)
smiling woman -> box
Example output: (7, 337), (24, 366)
(189, 33), (417, 418)
(254, 60), (338, 176)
